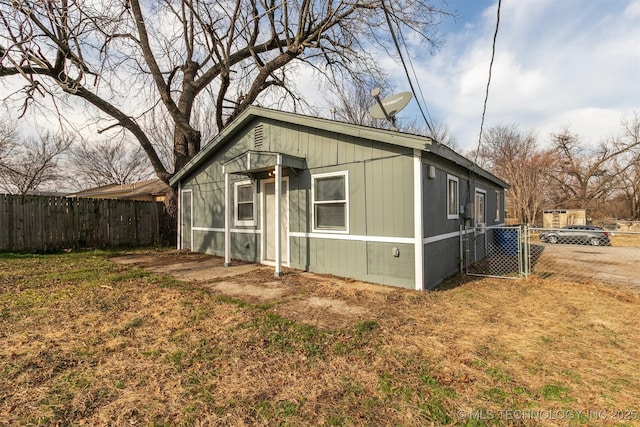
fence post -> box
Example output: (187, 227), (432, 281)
(522, 224), (530, 278)
(459, 225), (464, 273)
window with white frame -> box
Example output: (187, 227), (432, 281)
(495, 190), (501, 222)
(312, 171), (348, 232)
(447, 175), (459, 219)
(234, 181), (255, 226)
(475, 189), (486, 226)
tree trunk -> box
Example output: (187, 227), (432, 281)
(163, 185), (179, 245)
(162, 125), (201, 238)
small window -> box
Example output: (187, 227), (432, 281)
(234, 181), (255, 226)
(495, 190), (501, 222)
(475, 189), (486, 226)
(312, 172), (348, 232)
(447, 175), (459, 219)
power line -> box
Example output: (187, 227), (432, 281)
(396, 20), (436, 133)
(380, 0), (435, 135)
(475, 0), (502, 163)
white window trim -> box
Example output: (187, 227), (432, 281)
(311, 171), (349, 234)
(475, 188), (487, 227)
(234, 180), (256, 226)
(495, 190), (501, 222)
(447, 174), (459, 220)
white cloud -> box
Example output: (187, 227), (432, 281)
(3, 0), (637, 156)
(393, 0), (640, 151)
(625, 0), (640, 18)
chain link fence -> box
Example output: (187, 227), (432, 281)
(463, 225), (640, 287)
(462, 225), (529, 279)
(528, 227), (640, 286)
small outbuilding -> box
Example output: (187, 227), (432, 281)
(542, 209), (587, 229)
(170, 107), (508, 290)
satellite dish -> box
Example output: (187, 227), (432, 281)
(369, 89), (412, 131)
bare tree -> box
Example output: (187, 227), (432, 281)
(477, 124), (554, 225)
(328, 77), (393, 128)
(68, 136), (154, 189)
(143, 97), (221, 175)
(0, 131), (73, 195)
(610, 112), (640, 220)
(406, 119), (459, 149)
(0, 0), (449, 215)
(328, 79), (459, 148)
(0, 115), (18, 167)
(549, 121), (640, 218)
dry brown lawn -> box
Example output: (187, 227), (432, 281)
(610, 232), (640, 247)
(1, 249), (639, 426)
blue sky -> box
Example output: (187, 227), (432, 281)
(386, 0), (640, 150)
(2, 0), (637, 155)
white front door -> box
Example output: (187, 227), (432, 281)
(262, 179), (289, 264)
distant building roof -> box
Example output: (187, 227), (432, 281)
(67, 179), (169, 201)
(25, 190), (69, 197)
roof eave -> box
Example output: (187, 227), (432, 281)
(170, 106), (434, 186)
(426, 143), (510, 189)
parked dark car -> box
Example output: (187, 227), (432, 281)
(539, 225), (611, 246)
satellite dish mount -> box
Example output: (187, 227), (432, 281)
(369, 88), (412, 131)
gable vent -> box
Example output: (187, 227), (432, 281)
(253, 124), (264, 148)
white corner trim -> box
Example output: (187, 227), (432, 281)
(413, 149), (424, 291)
(274, 162), (282, 276)
(180, 188), (193, 251)
(224, 173), (230, 265)
(177, 182), (182, 250)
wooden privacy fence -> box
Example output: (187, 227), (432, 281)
(0, 194), (171, 251)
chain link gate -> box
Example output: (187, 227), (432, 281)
(462, 225), (530, 279)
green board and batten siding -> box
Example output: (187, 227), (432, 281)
(172, 107), (508, 290)
(420, 152), (506, 288)
(179, 116), (418, 288)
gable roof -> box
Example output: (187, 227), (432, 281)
(170, 106), (508, 189)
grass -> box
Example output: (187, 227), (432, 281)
(1, 249), (639, 425)
(610, 232), (640, 247)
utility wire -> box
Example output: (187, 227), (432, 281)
(475, 0), (502, 163)
(381, 0), (435, 135)
(396, 20), (436, 134)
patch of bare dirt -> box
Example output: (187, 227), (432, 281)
(111, 250), (213, 266)
(209, 267), (375, 328)
(305, 296), (367, 315)
(208, 280), (288, 300)
(272, 296), (370, 328)
(113, 252), (376, 328)
(111, 251), (257, 282)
